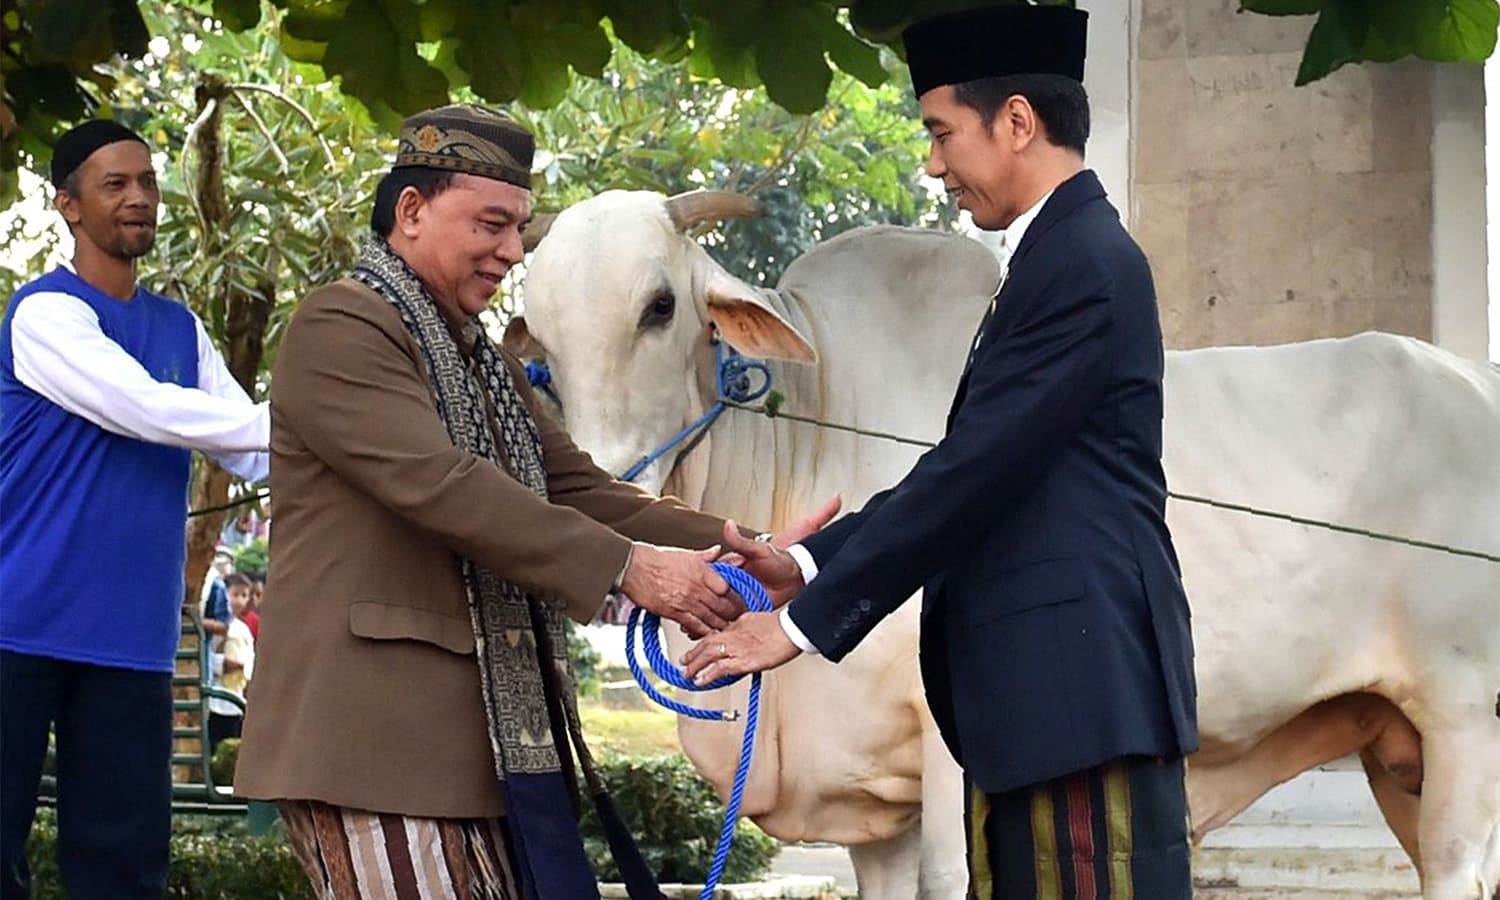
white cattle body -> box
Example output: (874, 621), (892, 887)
(515, 192), (1500, 900)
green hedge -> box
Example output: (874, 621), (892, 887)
(581, 754), (780, 884)
(24, 810), (311, 899)
(26, 753), (778, 893)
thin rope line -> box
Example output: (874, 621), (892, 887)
(187, 488), (268, 519)
(724, 402), (1500, 565)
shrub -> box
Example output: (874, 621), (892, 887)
(229, 537), (268, 578)
(24, 810), (310, 899)
(210, 738), (239, 787)
(581, 754), (780, 884)
(566, 619), (603, 696)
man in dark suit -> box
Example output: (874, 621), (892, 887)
(686, 6), (1198, 897)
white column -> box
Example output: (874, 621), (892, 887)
(1432, 62), (1489, 362)
(1486, 58), (1500, 361)
(1080, 0), (1132, 215)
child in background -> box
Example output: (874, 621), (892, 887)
(207, 573), (255, 753)
(242, 572), (263, 643)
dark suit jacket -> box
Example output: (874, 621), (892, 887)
(790, 170), (1198, 794)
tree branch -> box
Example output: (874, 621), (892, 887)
(229, 91), (289, 173)
(226, 83), (337, 169)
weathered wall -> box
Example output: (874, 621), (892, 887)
(1133, 0), (1435, 350)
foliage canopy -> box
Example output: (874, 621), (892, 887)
(7, 0), (1498, 197)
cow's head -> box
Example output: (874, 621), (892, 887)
(507, 190), (816, 494)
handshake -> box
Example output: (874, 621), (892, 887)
(618, 496), (840, 640)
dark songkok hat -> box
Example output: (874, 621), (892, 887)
(394, 104), (534, 190)
(51, 120), (148, 188)
(902, 4), (1089, 97)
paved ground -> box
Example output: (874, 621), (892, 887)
(769, 840), (1422, 899)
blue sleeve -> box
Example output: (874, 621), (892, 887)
(206, 579), (231, 624)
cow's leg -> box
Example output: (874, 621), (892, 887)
(916, 712), (967, 899)
(1361, 746), (1423, 870)
(848, 825), (922, 900)
(1412, 727), (1500, 900)
(1187, 692), (1412, 841)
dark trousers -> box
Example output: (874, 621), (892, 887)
(0, 650), (172, 900)
(966, 755), (1191, 900)
(207, 713), (242, 755)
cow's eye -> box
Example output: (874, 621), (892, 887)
(640, 291), (675, 328)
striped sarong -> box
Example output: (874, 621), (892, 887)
(279, 799), (522, 900)
(966, 756), (1191, 900)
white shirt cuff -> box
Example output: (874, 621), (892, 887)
(786, 543), (819, 584)
(779, 607), (820, 655)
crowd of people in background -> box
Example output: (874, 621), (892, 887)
(198, 502), (270, 755)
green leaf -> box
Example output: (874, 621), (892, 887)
(458, 27), (527, 103)
(415, 0), (461, 42)
(1294, 0), (1370, 84)
(429, 38), (471, 85)
(754, 6), (833, 115)
(688, 14), (758, 89)
(520, 37), (576, 107)
(1407, 0), (1499, 61)
(553, 21), (614, 78)
(849, 0), (980, 44)
(1293, 0), (1497, 84)
(322, 0), (450, 113)
(1239, 0), (1324, 14)
(848, 0), (914, 43)
(212, 0), (262, 32)
(605, 0), (690, 58)
(28, 0), (113, 64)
(106, 0), (151, 57)
(277, 29), (328, 63)
(282, 0), (353, 43)
(820, 15), (888, 88)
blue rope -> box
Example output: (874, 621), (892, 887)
(625, 562), (770, 900)
(524, 361), (562, 407)
(618, 341), (771, 482)
(524, 341), (770, 483)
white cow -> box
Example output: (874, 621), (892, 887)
(510, 190), (1500, 900)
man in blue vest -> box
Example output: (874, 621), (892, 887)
(0, 121), (269, 898)
(686, 7), (1199, 898)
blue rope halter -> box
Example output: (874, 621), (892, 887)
(523, 339), (771, 483)
(626, 563), (770, 900)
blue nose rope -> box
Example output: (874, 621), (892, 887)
(524, 341), (770, 484)
(625, 562), (770, 900)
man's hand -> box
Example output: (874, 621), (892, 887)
(681, 611), (800, 685)
(620, 543), (737, 639)
(721, 495), (841, 607)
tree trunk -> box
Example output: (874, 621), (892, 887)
(180, 75), (273, 608)
(177, 76), (274, 785)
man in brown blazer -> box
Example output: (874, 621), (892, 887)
(236, 105), (831, 900)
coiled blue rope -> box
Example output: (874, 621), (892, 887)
(625, 562), (770, 900)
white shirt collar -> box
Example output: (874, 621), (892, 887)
(999, 188), (1053, 265)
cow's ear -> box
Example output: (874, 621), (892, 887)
(502, 315), (544, 359)
(705, 273), (817, 364)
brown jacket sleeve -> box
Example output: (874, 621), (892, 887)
(275, 282), (635, 620)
